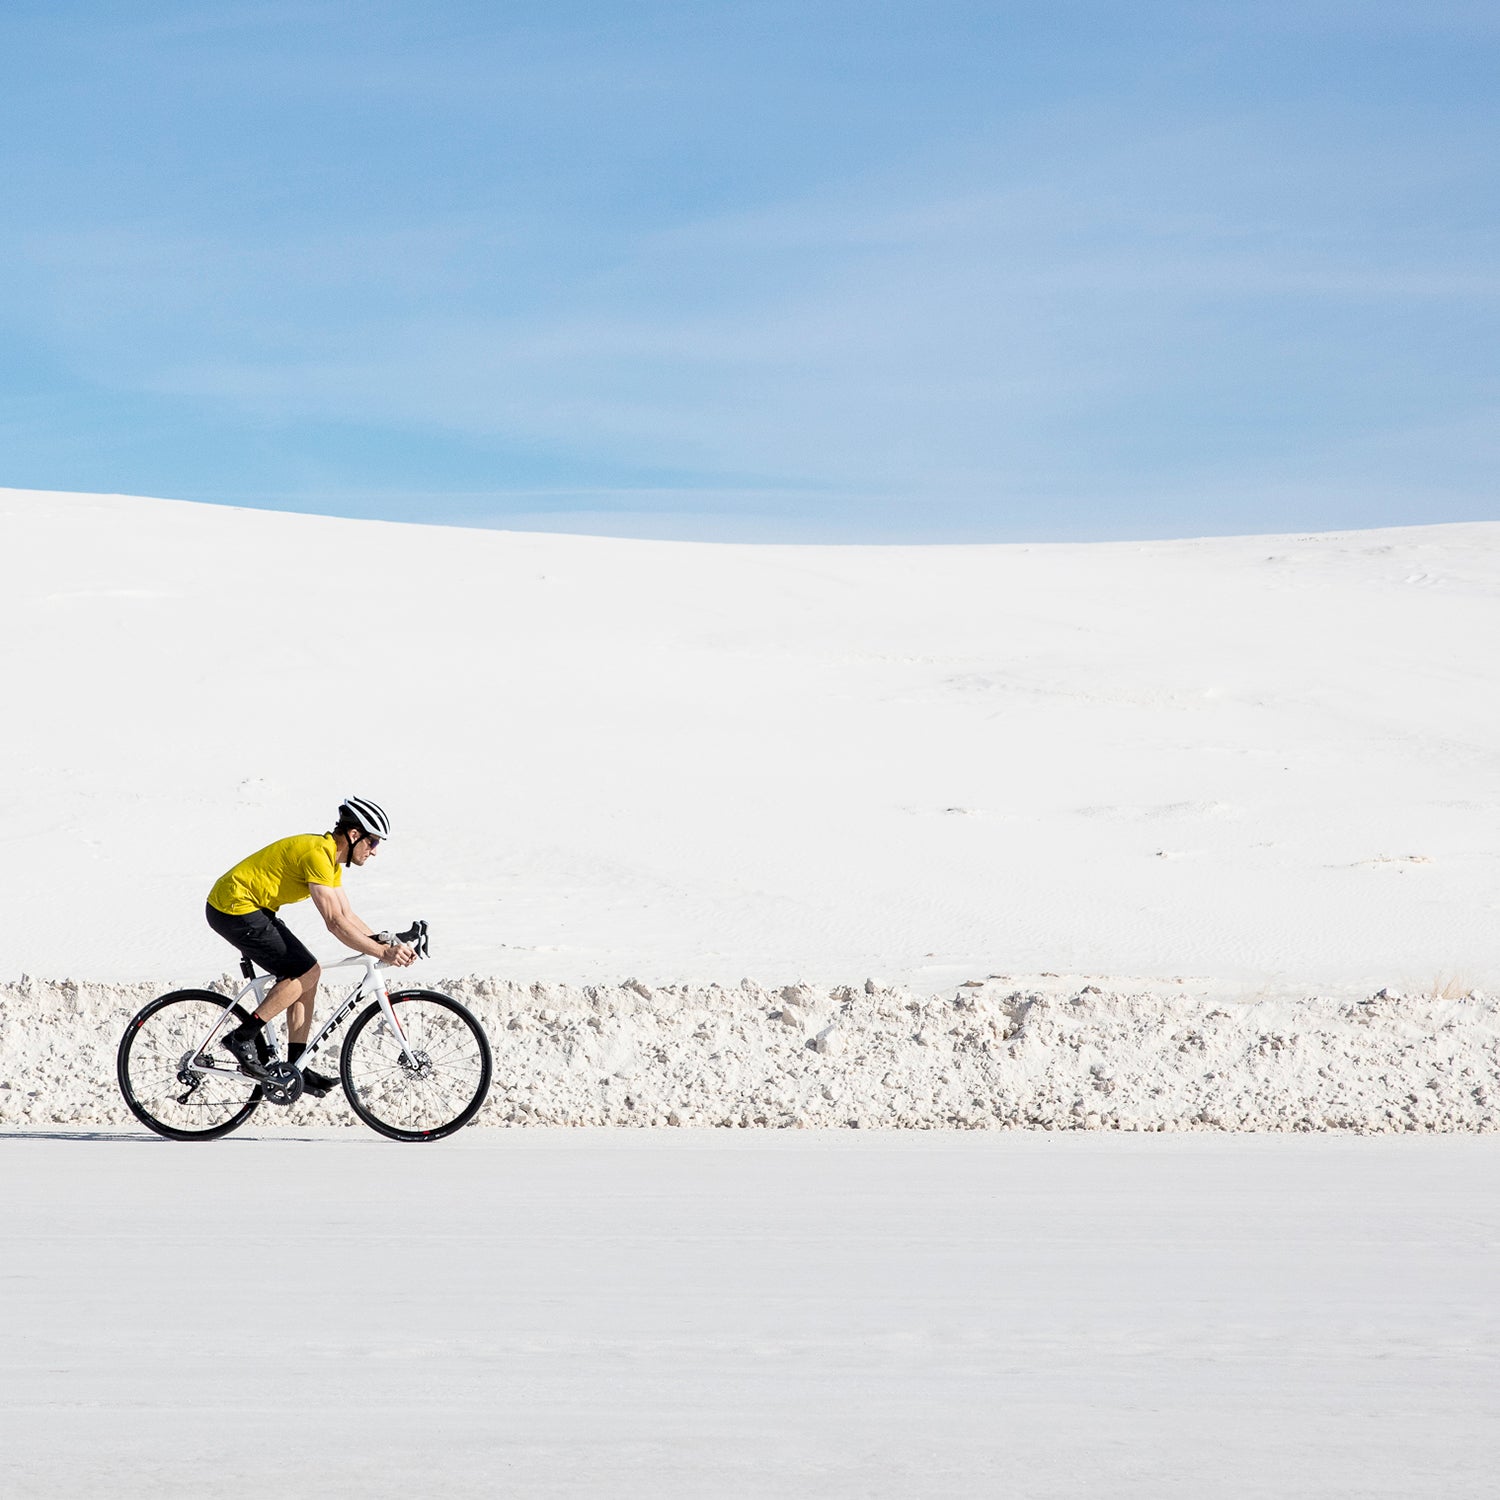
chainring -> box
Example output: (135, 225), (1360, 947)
(259, 1060), (305, 1107)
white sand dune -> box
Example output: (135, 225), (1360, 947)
(3, 485), (1496, 997)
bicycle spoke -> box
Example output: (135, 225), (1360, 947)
(118, 994), (260, 1139)
(341, 993), (491, 1139)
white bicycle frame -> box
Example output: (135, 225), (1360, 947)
(190, 951), (418, 1077)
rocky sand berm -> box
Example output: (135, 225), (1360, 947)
(4, 974), (1497, 1133)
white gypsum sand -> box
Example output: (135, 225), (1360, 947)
(6, 973), (1497, 1132)
(2, 1129), (1497, 1500)
(3, 486), (1498, 1133)
(2, 485), (1497, 996)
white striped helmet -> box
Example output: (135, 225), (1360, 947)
(339, 795), (391, 839)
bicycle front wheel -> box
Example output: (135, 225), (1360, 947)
(340, 990), (492, 1142)
(117, 990), (262, 1141)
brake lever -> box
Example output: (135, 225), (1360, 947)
(394, 919), (430, 959)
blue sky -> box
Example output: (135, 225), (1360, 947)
(2, 1), (1496, 540)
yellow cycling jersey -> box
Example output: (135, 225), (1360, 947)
(207, 833), (343, 916)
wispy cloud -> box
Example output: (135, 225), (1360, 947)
(2, 1), (1498, 537)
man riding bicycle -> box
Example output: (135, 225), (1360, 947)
(205, 796), (415, 1096)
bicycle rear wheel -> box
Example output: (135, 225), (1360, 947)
(340, 990), (492, 1141)
(117, 990), (262, 1141)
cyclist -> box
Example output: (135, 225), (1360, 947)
(205, 795), (416, 1096)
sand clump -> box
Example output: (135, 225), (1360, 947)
(2, 973), (1498, 1133)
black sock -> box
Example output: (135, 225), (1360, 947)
(287, 1041), (307, 1064)
(230, 1016), (262, 1041)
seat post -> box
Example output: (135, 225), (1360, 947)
(240, 959), (255, 980)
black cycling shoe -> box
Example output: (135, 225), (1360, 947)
(221, 1028), (271, 1078)
(300, 1067), (338, 1099)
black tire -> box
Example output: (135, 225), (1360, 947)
(117, 990), (263, 1141)
(339, 989), (492, 1142)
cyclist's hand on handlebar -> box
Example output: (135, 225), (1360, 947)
(382, 942), (417, 967)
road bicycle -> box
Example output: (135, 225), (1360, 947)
(116, 921), (492, 1143)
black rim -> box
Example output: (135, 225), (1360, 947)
(340, 991), (492, 1142)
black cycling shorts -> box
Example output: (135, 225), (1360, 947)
(205, 902), (318, 982)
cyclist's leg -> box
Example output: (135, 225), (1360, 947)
(205, 905), (319, 1044)
(256, 964), (321, 1041)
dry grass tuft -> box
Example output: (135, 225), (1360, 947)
(1427, 972), (1474, 1000)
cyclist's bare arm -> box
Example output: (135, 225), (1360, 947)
(310, 882), (416, 966)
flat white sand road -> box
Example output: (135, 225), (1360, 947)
(2, 1129), (1497, 1499)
